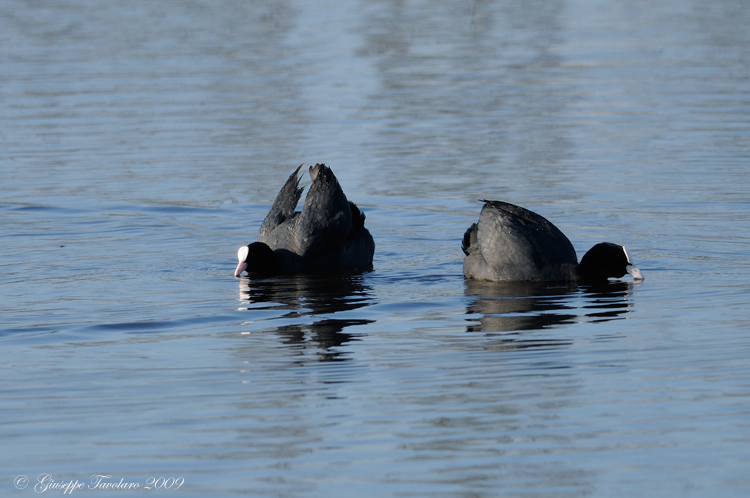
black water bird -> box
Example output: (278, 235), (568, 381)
(235, 164), (375, 277)
(462, 200), (643, 283)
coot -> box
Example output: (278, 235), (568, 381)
(462, 200), (643, 283)
(235, 164), (375, 277)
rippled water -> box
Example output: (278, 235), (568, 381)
(2, 0), (750, 496)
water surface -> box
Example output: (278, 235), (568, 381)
(2, 0), (750, 496)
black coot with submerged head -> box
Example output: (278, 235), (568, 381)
(235, 164), (375, 277)
(462, 200), (644, 283)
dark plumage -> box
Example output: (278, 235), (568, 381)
(462, 200), (643, 283)
(235, 164), (375, 277)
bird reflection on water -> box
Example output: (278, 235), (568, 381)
(465, 280), (639, 351)
(237, 273), (374, 362)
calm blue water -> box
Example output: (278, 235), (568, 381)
(2, 0), (750, 496)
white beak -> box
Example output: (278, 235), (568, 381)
(626, 265), (644, 281)
(234, 261), (247, 278)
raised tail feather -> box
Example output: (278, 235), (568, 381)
(259, 165), (305, 240)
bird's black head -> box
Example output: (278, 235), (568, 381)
(577, 242), (644, 283)
(234, 242), (281, 277)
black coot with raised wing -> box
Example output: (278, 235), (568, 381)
(235, 164), (375, 277)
